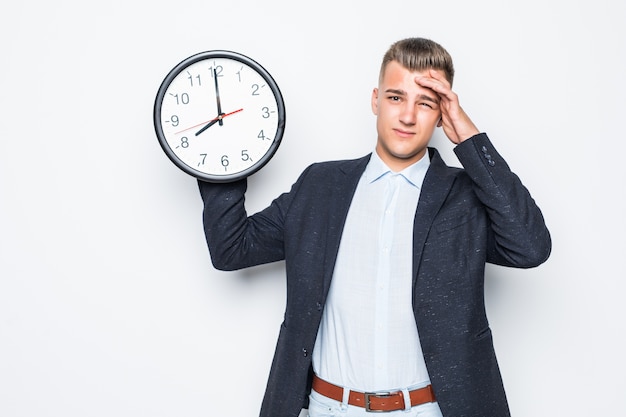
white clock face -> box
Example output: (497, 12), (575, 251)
(155, 52), (285, 182)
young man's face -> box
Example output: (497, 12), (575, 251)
(371, 61), (442, 171)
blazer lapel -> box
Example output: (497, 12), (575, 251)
(412, 148), (458, 279)
(321, 155), (371, 294)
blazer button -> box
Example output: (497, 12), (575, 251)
(316, 302), (323, 311)
(302, 348), (308, 357)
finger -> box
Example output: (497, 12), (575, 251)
(414, 70), (448, 87)
(414, 75), (438, 89)
(427, 69), (451, 88)
(415, 75), (453, 101)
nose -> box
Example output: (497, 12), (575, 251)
(399, 102), (416, 126)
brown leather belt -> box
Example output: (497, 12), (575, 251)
(312, 375), (436, 412)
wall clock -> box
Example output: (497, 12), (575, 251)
(154, 50), (286, 182)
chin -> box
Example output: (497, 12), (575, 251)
(391, 148), (426, 160)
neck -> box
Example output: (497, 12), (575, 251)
(375, 147), (428, 172)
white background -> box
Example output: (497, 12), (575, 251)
(1, 1), (624, 416)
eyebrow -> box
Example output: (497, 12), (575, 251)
(384, 88), (440, 104)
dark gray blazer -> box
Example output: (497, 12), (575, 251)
(198, 133), (551, 417)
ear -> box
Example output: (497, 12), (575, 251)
(371, 88), (379, 115)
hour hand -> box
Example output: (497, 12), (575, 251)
(195, 116), (220, 136)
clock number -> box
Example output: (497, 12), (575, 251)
(236, 66), (243, 82)
(251, 84), (260, 96)
(261, 107), (273, 119)
(221, 155), (229, 171)
(177, 137), (189, 149)
(210, 65), (224, 78)
(170, 93), (189, 105)
(198, 153), (207, 167)
(187, 71), (201, 87)
(258, 130), (268, 140)
(168, 115), (179, 127)
(241, 150), (252, 162)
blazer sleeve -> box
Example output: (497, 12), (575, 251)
(454, 133), (552, 268)
(197, 164), (316, 271)
(197, 178), (287, 271)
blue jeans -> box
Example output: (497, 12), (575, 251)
(307, 389), (444, 417)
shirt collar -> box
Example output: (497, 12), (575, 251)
(365, 149), (431, 188)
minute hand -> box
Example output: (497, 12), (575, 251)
(213, 68), (223, 126)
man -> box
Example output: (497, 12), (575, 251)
(198, 38), (551, 417)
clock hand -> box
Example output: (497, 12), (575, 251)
(213, 68), (223, 126)
(192, 108), (244, 136)
(173, 109), (244, 135)
(195, 118), (219, 136)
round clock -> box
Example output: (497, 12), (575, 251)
(153, 50), (286, 182)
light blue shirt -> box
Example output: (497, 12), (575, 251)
(312, 150), (431, 392)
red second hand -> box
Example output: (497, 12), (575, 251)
(174, 108), (243, 134)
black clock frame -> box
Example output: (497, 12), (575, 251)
(153, 50), (286, 182)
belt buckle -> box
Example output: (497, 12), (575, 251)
(364, 391), (393, 413)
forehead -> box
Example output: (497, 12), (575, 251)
(381, 61), (428, 84)
(380, 61), (435, 96)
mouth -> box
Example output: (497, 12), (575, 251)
(393, 128), (414, 138)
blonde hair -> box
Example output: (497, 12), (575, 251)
(379, 38), (455, 86)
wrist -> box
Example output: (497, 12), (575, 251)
(456, 128), (480, 144)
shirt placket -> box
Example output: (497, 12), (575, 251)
(374, 173), (400, 387)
